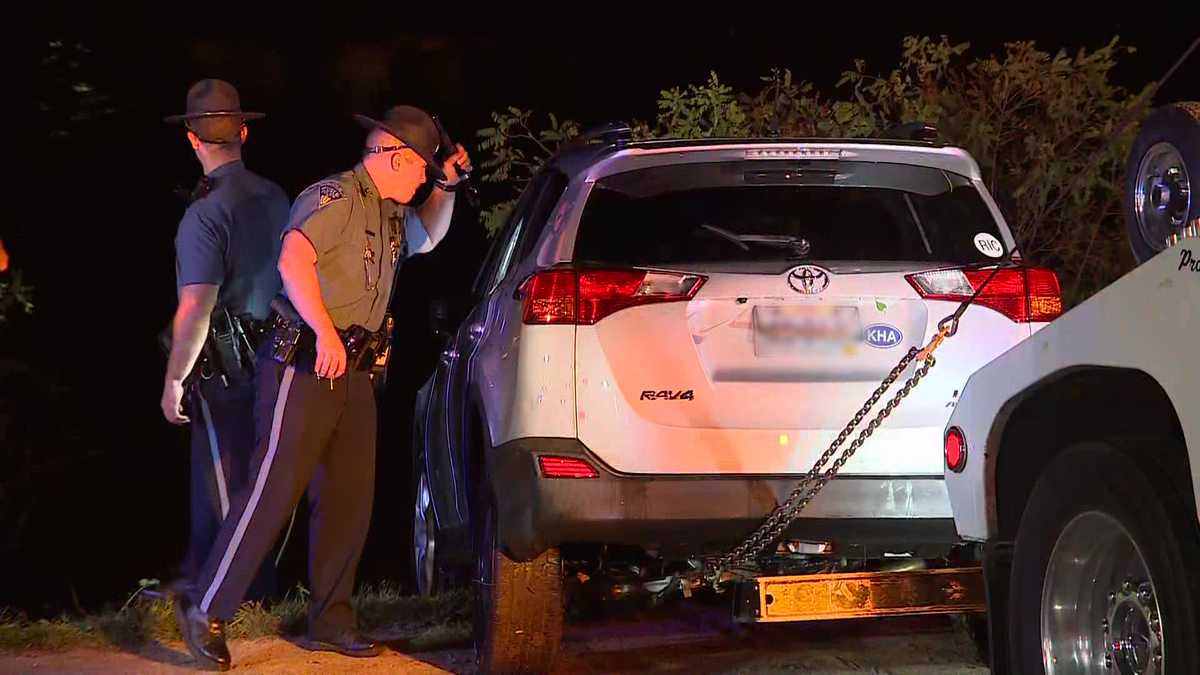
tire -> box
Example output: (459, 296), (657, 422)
(412, 460), (449, 597)
(1124, 102), (1200, 263)
(1009, 442), (1200, 674)
(474, 492), (564, 674)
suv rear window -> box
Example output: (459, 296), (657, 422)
(573, 160), (1005, 267)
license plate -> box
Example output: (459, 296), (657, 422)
(753, 305), (860, 355)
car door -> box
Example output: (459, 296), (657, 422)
(470, 170), (572, 449)
(428, 177), (545, 531)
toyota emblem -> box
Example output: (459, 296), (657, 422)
(787, 265), (831, 294)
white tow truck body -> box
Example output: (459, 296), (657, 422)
(946, 240), (1200, 541)
(944, 235), (1200, 673)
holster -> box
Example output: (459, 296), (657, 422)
(159, 309), (267, 389)
(370, 315), (394, 387)
(267, 314), (306, 366)
(207, 310), (266, 387)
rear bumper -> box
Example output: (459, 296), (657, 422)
(486, 437), (957, 561)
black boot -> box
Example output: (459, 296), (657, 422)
(173, 593), (231, 671)
(297, 630), (382, 658)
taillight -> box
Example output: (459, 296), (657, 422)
(906, 267), (1062, 323)
(521, 269), (706, 325)
(538, 455), (600, 479)
(520, 270), (578, 325)
(945, 427), (968, 473)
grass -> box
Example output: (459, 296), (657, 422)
(0, 583), (472, 654)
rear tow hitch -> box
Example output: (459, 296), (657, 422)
(731, 567), (987, 623)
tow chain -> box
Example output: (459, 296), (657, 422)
(702, 314), (961, 584)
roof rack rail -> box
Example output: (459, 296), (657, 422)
(882, 121), (939, 142)
(576, 121), (634, 146)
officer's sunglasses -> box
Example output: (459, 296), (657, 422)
(364, 143), (409, 154)
(365, 144), (426, 168)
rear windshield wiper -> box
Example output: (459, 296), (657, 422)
(699, 224), (812, 258)
(698, 223), (750, 251)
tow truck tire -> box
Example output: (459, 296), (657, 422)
(1125, 102), (1200, 263)
(473, 492), (564, 674)
(1009, 442), (1200, 674)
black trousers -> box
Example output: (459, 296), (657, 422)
(187, 352), (377, 638)
(186, 378), (275, 601)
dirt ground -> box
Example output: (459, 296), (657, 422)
(0, 605), (988, 674)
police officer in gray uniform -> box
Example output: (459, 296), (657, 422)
(174, 105), (470, 670)
(161, 80), (288, 600)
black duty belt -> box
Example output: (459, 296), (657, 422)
(266, 313), (393, 375)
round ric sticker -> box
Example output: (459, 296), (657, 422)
(974, 233), (1004, 258)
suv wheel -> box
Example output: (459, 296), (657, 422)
(473, 491), (564, 674)
(413, 463), (446, 597)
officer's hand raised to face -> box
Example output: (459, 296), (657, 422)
(441, 144), (472, 185)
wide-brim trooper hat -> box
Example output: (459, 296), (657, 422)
(354, 105), (447, 180)
(164, 79), (265, 143)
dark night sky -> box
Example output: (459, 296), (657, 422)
(5, 13), (1199, 615)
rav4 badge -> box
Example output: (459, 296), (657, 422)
(640, 390), (695, 401)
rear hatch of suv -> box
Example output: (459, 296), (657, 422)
(521, 153), (1058, 475)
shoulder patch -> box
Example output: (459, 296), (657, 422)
(317, 183), (345, 208)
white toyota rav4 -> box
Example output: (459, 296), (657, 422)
(411, 126), (1062, 672)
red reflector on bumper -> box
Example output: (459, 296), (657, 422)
(538, 456), (600, 479)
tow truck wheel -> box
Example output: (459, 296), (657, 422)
(1010, 443), (1200, 674)
(473, 491), (564, 674)
(1125, 102), (1200, 263)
